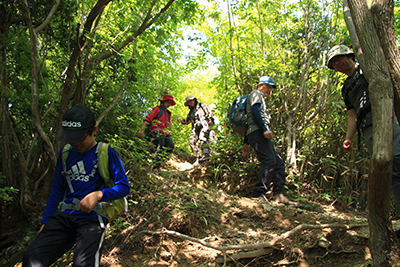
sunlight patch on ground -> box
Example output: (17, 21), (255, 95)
(167, 158), (193, 171)
(320, 203), (367, 222)
(102, 247), (123, 267)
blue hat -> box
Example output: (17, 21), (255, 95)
(259, 76), (276, 89)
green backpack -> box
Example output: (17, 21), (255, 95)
(59, 142), (128, 222)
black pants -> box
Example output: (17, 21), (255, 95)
(23, 211), (105, 267)
(152, 133), (174, 169)
(247, 130), (286, 197)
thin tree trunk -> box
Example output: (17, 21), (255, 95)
(255, 0), (265, 61)
(0, 24), (15, 236)
(9, 113), (30, 219)
(285, 115), (297, 175)
(342, 0), (366, 70)
(22, 0), (57, 170)
(226, 0), (240, 93)
(55, 0), (177, 147)
(55, 0), (114, 152)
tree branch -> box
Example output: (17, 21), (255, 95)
(342, 0), (366, 71)
(144, 223), (368, 267)
(34, 0), (60, 34)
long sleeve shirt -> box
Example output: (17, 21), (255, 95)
(182, 103), (211, 130)
(42, 144), (130, 224)
(144, 106), (172, 135)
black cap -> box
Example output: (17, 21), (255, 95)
(57, 105), (96, 143)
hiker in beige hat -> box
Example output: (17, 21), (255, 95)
(178, 94), (212, 165)
(328, 45), (400, 236)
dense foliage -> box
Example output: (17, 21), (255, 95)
(1, 0), (399, 239)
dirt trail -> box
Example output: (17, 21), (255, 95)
(101, 156), (372, 267)
(4, 156), (378, 267)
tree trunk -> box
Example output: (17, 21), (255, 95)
(0, 23), (15, 236)
(255, 0), (266, 61)
(22, 0), (57, 170)
(226, 0), (241, 93)
(370, 0), (400, 123)
(346, 0), (400, 265)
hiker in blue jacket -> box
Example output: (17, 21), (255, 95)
(178, 94), (212, 165)
(137, 94), (176, 173)
(243, 77), (297, 206)
(23, 105), (130, 267)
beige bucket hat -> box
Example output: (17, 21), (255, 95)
(327, 45), (354, 69)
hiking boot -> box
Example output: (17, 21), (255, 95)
(274, 193), (298, 207)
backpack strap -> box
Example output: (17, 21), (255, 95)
(198, 102), (210, 121)
(96, 142), (110, 184)
(199, 103), (207, 116)
(157, 105), (164, 120)
(146, 106), (166, 136)
(59, 142), (127, 223)
(60, 142), (108, 203)
(61, 144), (75, 193)
(154, 105), (166, 123)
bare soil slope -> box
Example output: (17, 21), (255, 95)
(3, 155), (377, 267)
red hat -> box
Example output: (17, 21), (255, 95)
(159, 94), (176, 106)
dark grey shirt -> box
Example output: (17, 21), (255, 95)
(245, 90), (271, 135)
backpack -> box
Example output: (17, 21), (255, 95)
(228, 94), (249, 136)
(199, 103), (211, 120)
(59, 142), (128, 222)
(144, 106), (164, 140)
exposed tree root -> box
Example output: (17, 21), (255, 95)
(144, 223), (368, 267)
(220, 247), (275, 263)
